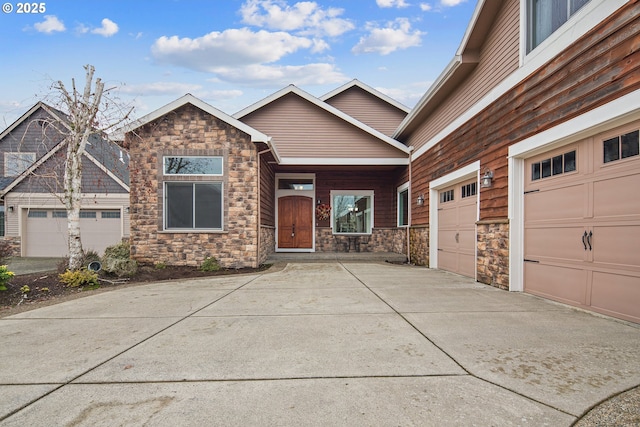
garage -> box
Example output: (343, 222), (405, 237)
(437, 177), (477, 278)
(524, 122), (640, 323)
(23, 209), (123, 257)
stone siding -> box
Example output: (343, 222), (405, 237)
(315, 227), (406, 254)
(1, 237), (21, 257)
(477, 220), (509, 290)
(259, 225), (275, 265)
(409, 226), (429, 266)
(127, 104), (259, 268)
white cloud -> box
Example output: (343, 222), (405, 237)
(352, 18), (423, 55)
(33, 15), (66, 34)
(118, 82), (204, 96)
(376, 0), (410, 8)
(211, 63), (348, 87)
(376, 80), (433, 107)
(240, 0), (354, 37)
(91, 18), (119, 37)
(152, 28), (314, 71)
(441, 0), (466, 6)
(420, 3), (433, 11)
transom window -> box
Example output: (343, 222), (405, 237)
(440, 189), (454, 203)
(163, 156), (223, 176)
(528, 0), (590, 52)
(165, 182), (223, 230)
(332, 192), (373, 234)
(4, 152), (35, 176)
(278, 178), (314, 191)
(603, 129), (639, 164)
(531, 150), (576, 181)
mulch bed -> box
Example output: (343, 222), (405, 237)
(1, 263), (271, 317)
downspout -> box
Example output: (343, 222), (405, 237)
(407, 146), (414, 264)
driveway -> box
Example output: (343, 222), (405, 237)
(0, 262), (638, 426)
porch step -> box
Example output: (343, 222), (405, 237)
(266, 252), (407, 263)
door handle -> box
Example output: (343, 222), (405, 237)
(587, 231), (592, 251)
(455, 232), (459, 243)
(582, 231), (588, 251)
(292, 223), (295, 237)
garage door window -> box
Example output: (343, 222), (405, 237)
(27, 210), (47, 218)
(102, 211), (121, 219)
(440, 189), (454, 203)
(52, 210), (67, 218)
(603, 129), (639, 163)
(531, 150), (576, 181)
(79, 211), (97, 219)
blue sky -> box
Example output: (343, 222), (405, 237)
(0, 0), (476, 129)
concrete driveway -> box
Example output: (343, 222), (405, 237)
(0, 262), (638, 426)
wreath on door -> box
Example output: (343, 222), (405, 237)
(316, 203), (331, 221)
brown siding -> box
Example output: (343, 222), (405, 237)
(324, 86), (408, 136)
(242, 93), (407, 159)
(260, 152), (275, 227)
(410, 1), (640, 224)
(405, 0), (520, 151)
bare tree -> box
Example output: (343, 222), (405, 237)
(52, 65), (132, 270)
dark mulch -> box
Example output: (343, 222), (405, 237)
(1, 263), (271, 317)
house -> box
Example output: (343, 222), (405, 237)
(395, 0), (640, 323)
(124, 80), (411, 268)
(0, 102), (130, 257)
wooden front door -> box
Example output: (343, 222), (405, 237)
(278, 196), (313, 249)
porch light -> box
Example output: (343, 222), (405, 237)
(481, 169), (494, 188)
(8, 206), (14, 213)
(416, 194), (424, 206)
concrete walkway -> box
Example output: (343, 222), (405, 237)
(0, 262), (638, 426)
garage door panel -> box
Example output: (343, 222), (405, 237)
(458, 203), (476, 223)
(593, 173), (640, 219)
(438, 230), (458, 251)
(458, 253), (476, 278)
(438, 208), (457, 228)
(438, 250), (457, 273)
(592, 224), (640, 268)
(524, 226), (586, 262)
(524, 263), (587, 305)
(457, 229), (476, 251)
(525, 184), (585, 223)
(591, 271), (640, 323)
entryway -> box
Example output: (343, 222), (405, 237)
(277, 196), (313, 249)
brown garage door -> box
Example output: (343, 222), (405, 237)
(524, 122), (640, 323)
(437, 178), (477, 278)
(24, 209), (123, 257)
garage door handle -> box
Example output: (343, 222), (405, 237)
(455, 232), (459, 243)
(582, 231), (588, 250)
(587, 231), (592, 251)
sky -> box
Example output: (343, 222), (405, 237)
(0, 0), (477, 130)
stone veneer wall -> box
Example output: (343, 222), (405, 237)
(409, 226), (429, 266)
(477, 220), (509, 290)
(315, 227), (406, 254)
(1, 237), (21, 257)
(128, 104), (259, 269)
(259, 225), (275, 264)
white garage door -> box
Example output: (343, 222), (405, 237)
(524, 122), (640, 323)
(437, 178), (477, 278)
(24, 209), (122, 257)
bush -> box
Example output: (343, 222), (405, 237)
(0, 265), (15, 291)
(200, 257), (220, 272)
(59, 268), (99, 288)
(101, 241), (137, 277)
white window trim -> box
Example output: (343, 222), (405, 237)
(330, 190), (374, 235)
(162, 155), (224, 176)
(163, 181), (224, 232)
(508, 90), (640, 293)
(397, 182), (410, 227)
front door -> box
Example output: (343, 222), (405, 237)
(278, 196), (313, 249)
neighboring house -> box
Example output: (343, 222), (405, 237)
(395, 0), (639, 323)
(0, 102), (130, 257)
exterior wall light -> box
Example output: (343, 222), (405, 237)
(8, 206), (14, 213)
(124, 206), (130, 214)
(481, 170), (494, 188)
(416, 194), (424, 206)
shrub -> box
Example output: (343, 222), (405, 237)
(0, 265), (15, 291)
(200, 257), (220, 272)
(154, 262), (167, 270)
(101, 241), (137, 277)
(59, 268), (99, 288)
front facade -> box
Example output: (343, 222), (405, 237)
(397, 0), (639, 323)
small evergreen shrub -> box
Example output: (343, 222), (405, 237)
(59, 268), (99, 288)
(101, 241), (137, 277)
(200, 257), (220, 272)
(154, 262), (167, 270)
(0, 265), (15, 291)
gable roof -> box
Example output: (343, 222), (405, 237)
(0, 101), (71, 141)
(234, 84), (411, 159)
(320, 79), (410, 113)
(394, 0), (502, 139)
(120, 93), (271, 146)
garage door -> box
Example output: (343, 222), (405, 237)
(524, 122), (640, 323)
(24, 209), (123, 257)
(437, 178), (477, 278)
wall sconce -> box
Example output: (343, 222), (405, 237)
(416, 194), (424, 206)
(317, 199), (321, 205)
(124, 206), (130, 214)
(8, 206), (14, 213)
(481, 169), (494, 188)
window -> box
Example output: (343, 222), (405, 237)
(278, 178), (314, 191)
(461, 182), (477, 198)
(52, 210), (67, 218)
(0, 206), (4, 237)
(440, 189), (454, 203)
(603, 130), (639, 164)
(79, 211), (97, 219)
(397, 184), (409, 227)
(165, 182), (223, 230)
(528, 0), (590, 52)
(332, 192), (373, 234)
(4, 152), (35, 176)
(531, 150), (576, 181)
(27, 210), (47, 218)
(163, 156), (223, 176)
(101, 211), (121, 219)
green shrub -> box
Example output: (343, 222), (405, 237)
(101, 241), (137, 277)
(59, 268), (99, 288)
(0, 265), (14, 291)
(200, 257), (220, 272)
(154, 262), (167, 270)
(103, 241), (130, 259)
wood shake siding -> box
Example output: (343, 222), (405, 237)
(410, 1), (640, 224)
(405, 0), (520, 151)
(259, 152), (275, 227)
(242, 93), (406, 159)
(324, 86), (407, 136)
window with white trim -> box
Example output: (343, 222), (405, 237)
(332, 191), (373, 234)
(397, 183), (409, 227)
(4, 152), (35, 176)
(527, 0), (590, 53)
